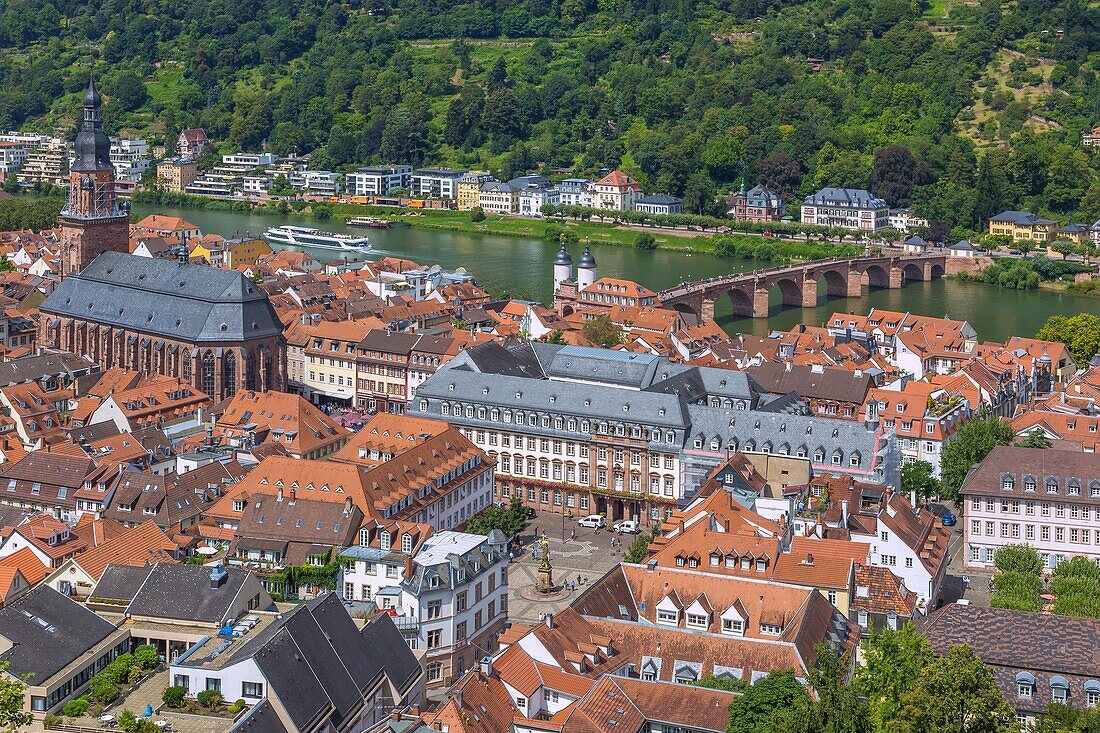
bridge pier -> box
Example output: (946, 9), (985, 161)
(845, 270), (864, 297)
(753, 286), (770, 318)
(701, 298), (715, 322)
(889, 267), (903, 288)
(800, 277), (817, 308)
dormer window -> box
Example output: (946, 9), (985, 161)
(1016, 672), (1034, 699)
(686, 613), (708, 629)
(755, 559), (767, 572)
(722, 618), (744, 635)
(1051, 676), (1069, 703)
(1024, 478), (1036, 492)
(1002, 477), (1014, 491)
(1046, 481), (1058, 494)
(657, 609), (678, 624)
(380, 531), (391, 548)
(760, 623), (783, 635)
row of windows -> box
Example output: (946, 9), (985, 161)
(971, 498), (1098, 519)
(971, 520), (1100, 545)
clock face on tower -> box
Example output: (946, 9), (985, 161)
(59, 73), (130, 275)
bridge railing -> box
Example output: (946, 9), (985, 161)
(657, 253), (944, 299)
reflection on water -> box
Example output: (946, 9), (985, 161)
(133, 204), (1097, 341)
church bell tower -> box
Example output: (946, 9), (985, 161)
(59, 73), (130, 275)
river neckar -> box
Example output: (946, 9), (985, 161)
(132, 203), (1098, 342)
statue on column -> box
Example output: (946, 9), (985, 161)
(536, 535), (554, 594)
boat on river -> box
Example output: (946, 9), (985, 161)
(347, 216), (394, 229)
(263, 225), (371, 251)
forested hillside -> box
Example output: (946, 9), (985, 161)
(0, 0), (1098, 233)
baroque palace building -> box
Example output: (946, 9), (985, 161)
(37, 75), (286, 403)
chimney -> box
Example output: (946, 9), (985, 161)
(911, 489), (918, 511)
(276, 486), (283, 501)
(840, 500), (849, 529)
(404, 555), (413, 578)
(288, 489), (296, 505)
(209, 563), (228, 589)
(480, 656), (494, 677)
(343, 497), (353, 516)
(546, 613), (554, 629)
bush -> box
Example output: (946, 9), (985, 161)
(118, 710), (137, 732)
(197, 689), (223, 709)
(134, 644), (159, 670)
(634, 232), (657, 250)
(63, 696), (90, 717)
(990, 571), (1042, 612)
(228, 698), (247, 714)
(994, 545), (1043, 576)
(43, 714), (63, 729)
(470, 206), (486, 222)
(162, 685), (187, 708)
(90, 675), (120, 704)
(1054, 556), (1100, 582)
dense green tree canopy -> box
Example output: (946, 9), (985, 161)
(0, 0), (1096, 227)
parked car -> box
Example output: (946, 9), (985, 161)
(613, 520), (641, 534)
(577, 514), (606, 529)
(525, 507), (537, 519)
(941, 511), (957, 526)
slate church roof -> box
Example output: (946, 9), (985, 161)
(41, 251), (283, 343)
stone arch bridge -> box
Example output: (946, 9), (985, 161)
(658, 253), (947, 321)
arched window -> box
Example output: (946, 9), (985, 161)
(202, 352), (216, 398)
(246, 349), (259, 391)
(223, 352), (237, 398)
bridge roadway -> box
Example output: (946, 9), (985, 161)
(657, 253), (948, 321)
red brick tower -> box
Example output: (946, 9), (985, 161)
(59, 74), (130, 275)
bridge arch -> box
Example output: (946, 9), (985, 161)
(727, 288), (754, 317)
(863, 264), (890, 289)
(930, 262), (945, 279)
(902, 263), (925, 282)
(772, 277), (805, 307)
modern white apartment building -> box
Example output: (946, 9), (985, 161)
(17, 138), (69, 188)
(345, 165), (412, 196)
(801, 188), (890, 232)
(109, 137), (150, 181)
(339, 527), (509, 690)
(556, 178), (594, 207)
(411, 168), (466, 200)
(0, 142), (28, 182)
(186, 152), (275, 198)
(290, 170), (342, 196)
(962, 446), (1100, 571)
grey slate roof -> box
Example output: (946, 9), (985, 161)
(40, 251), (283, 343)
(89, 564), (154, 603)
(802, 188), (887, 209)
(416, 342), (886, 475)
(0, 586), (118, 682)
(0, 351), (96, 387)
(636, 194), (682, 205)
(224, 594), (419, 730)
(121, 563), (261, 623)
(989, 210), (1056, 225)
(747, 362), (872, 405)
(229, 699), (291, 733)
